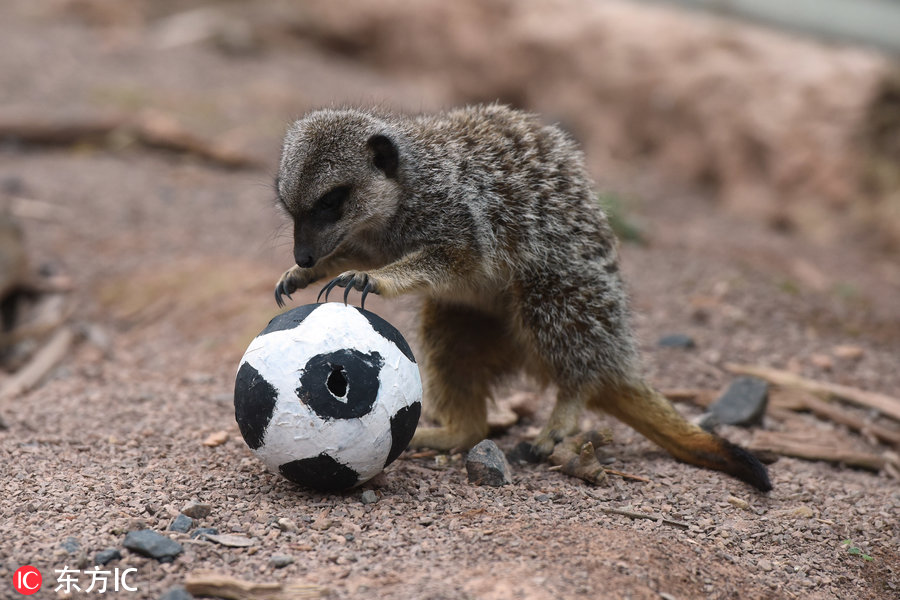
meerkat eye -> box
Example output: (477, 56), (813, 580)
(316, 185), (351, 215)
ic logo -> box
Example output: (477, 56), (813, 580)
(13, 566), (42, 595)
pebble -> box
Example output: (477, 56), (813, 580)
(94, 548), (122, 566)
(695, 412), (719, 433)
(60, 536), (80, 554)
(465, 439), (512, 486)
(505, 441), (543, 464)
(276, 517), (298, 532)
(159, 585), (195, 600)
(202, 430), (229, 447)
(190, 527), (219, 540)
(710, 377), (769, 426)
(169, 514), (193, 533)
(360, 490), (379, 505)
(657, 333), (696, 349)
(123, 530), (184, 563)
(269, 554), (294, 569)
(181, 502), (212, 519)
(726, 496), (750, 510)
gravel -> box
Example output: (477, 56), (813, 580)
(123, 531), (184, 563)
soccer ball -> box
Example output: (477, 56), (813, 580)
(234, 303), (422, 491)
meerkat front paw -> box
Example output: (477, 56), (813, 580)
(318, 270), (381, 308)
(274, 265), (318, 307)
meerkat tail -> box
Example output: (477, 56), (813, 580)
(593, 381), (772, 491)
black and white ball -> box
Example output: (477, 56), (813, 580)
(234, 303), (421, 491)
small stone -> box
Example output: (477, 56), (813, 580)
(275, 518), (298, 532)
(169, 514), (193, 533)
(190, 527), (218, 540)
(695, 412), (719, 433)
(506, 441), (543, 464)
(726, 496), (750, 510)
(710, 377), (769, 427)
(60, 536), (80, 554)
(360, 490), (378, 505)
(465, 439), (513, 486)
(757, 559), (774, 572)
(181, 502), (212, 519)
(94, 548), (122, 566)
(202, 430), (228, 447)
(658, 333), (696, 349)
(790, 505), (815, 518)
(159, 585), (195, 600)
(123, 530), (183, 563)
(809, 353), (833, 371)
(535, 494), (551, 502)
(268, 554), (294, 569)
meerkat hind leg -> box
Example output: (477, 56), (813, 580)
(530, 387), (586, 459)
(410, 301), (522, 451)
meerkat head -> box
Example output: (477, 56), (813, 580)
(275, 108), (404, 269)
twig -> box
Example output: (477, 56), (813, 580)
(602, 468), (651, 483)
(725, 363), (900, 422)
(580, 490), (690, 529)
(599, 506), (690, 530)
(185, 573), (328, 600)
(749, 430), (887, 472)
(798, 393), (900, 447)
(0, 112), (260, 170)
(0, 326), (74, 400)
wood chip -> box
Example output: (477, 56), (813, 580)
(0, 326), (75, 400)
(203, 533), (256, 548)
(749, 430), (887, 472)
(202, 430), (229, 447)
(833, 345), (864, 360)
(185, 572), (328, 599)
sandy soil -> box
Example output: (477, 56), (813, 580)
(1, 2), (898, 599)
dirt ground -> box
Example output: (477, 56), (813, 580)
(1, 2), (899, 599)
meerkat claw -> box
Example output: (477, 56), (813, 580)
(360, 281), (374, 310)
(274, 282), (292, 308)
(319, 278), (341, 302)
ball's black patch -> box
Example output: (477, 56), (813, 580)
(298, 349), (384, 419)
(259, 304), (322, 336)
(384, 401), (421, 468)
(234, 362), (278, 450)
(279, 453), (359, 491)
(354, 307), (416, 364)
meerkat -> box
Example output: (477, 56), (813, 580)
(272, 104), (771, 491)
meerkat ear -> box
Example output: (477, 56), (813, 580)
(367, 134), (399, 179)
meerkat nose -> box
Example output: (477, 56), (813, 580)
(296, 254), (315, 269)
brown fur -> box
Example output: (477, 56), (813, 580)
(273, 104), (771, 491)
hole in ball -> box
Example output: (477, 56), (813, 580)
(326, 365), (348, 398)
